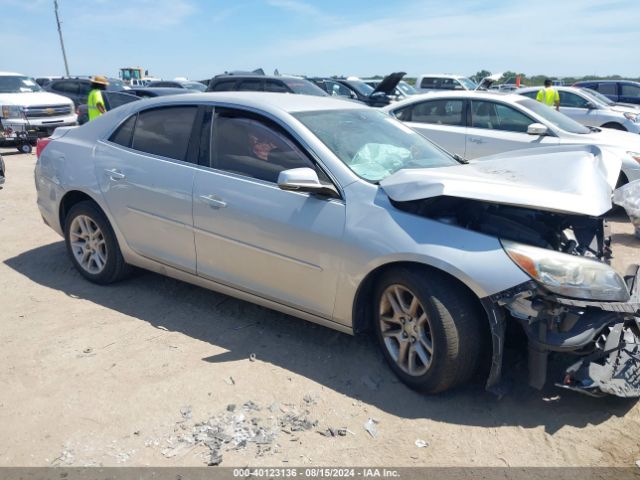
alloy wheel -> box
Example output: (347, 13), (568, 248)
(69, 215), (108, 274)
(378, 284), (434, 376)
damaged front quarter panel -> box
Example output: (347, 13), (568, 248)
(486, 265), (640, 398)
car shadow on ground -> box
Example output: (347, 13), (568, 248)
(5, 241), (636, 433)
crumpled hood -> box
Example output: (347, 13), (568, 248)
(0, 91), (73, 107)
(381, 145), (621, 216)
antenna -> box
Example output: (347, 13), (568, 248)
(53, 0), (70, 76)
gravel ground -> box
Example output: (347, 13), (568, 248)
(1, 148), (639, 467)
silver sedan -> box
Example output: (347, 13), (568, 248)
(35, 92), (640, 397)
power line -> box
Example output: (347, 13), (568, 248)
(53, 0), (70, 76)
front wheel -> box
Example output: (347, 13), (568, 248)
(64, 201), (131, 284)
(373, 267), (486, 393)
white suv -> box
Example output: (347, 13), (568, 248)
(0, 72), (76, 152)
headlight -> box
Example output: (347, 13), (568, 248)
(627, 151), (640, 163)
(623, 112), (639, 122)
(0, 105), (23, 119)
(502, 240), (629, 302)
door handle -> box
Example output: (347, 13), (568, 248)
(199, 194), (227, 209)
(468, 137), (486, 144)
(104, 168), (126, 181)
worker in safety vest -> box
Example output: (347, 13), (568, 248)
(87, 76), (109, 121)
(536, 79), (560, 111)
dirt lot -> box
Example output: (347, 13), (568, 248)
(1, 147), (639, 467)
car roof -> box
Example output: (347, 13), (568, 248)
(418, 74), (467, 79)
(0, 72), (25, 76)
(211, 75), (303, 81)
(127, 91), (366, 113)
(382, 90), (523, 110)
(518, 85), (585, 93)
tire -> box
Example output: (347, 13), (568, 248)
(18, 143), (32, 154)
(601, 122), (627, 131)
(372, 267), (486, 393)
(64, 200), (131, 284)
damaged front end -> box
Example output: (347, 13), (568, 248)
(492, 264), (640, 398)
(393, 195), (640, 398)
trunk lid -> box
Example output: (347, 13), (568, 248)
(372, 72), (406, 96)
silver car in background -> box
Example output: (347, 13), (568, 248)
(518, 86), (640, 133)
(383, 91), (640, 185)
(35, 92), (640, 397)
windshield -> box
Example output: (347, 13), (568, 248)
(516, 98), (591, 134)
(293, 109), (458, 182)
(397, 81), (417, 95)
(459, 77), (478, 90)
(283, 79), (327, 97)
(346, 80), (375, 96)
(0, 75), (42, 93)
(583, 88), (615, 106)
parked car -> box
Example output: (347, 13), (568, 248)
(518, 86), (640, 133)
(416, 74), (477, 92)
(573, 80), (640, 106)
(35, 92), (640, 398)
(362, 78), (417, 101)
(311, 73), (407, 106)
(35, 76), (62, 88)
(126, 87), (193, 98)
(383, 91), (640, 185)
(146, 80), (207, 92)
(206, 74), (327, 97)
(44, 77), (125, 107)
(0, 71), (76, 152)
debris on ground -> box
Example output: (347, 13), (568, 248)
(303, 393), (318, 405)
(318, 427), (348, 437)
(224, 376), (235, 385)
(415, 439), (428, 448)
(155, 399), (318, 465)
(180, 406), (192, 421)
(82, 347), (92, 354)
(249, 353), (257, 362)
(363, 418), (379, 438)
(52, 449), (75, 466)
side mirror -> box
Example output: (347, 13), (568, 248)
(586, 102), (597, 110)
(277, 168), (339, 198)
(527, 123), (549, 136)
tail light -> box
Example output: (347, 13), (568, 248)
(36, 138), (52, 159)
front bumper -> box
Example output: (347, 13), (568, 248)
(488, 264), (640, 398)
(1, 115), (77, 140)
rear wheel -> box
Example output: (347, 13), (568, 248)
(64, 201), (131, 284)
(601, 122), (627, 131)
(18, 143), (32, 154)
(373, 267), (486, 393)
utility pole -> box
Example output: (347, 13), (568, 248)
(53, 0), (70, 76)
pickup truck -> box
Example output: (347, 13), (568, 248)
(0, 72), (76, 153)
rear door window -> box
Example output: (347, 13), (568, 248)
(131, 106), (198, 161)
(52, 80), (79, 94)
(419, 77), (438, 89)
(410, 99), (465, 126)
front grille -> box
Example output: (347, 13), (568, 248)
(24, 104), (73, 118)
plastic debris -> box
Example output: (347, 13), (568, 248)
(224, 376), (235, 385)
(180, 406), (192, 420)
(415, 439), (428, 448)
(613, 180), (640, 238)
(318, 427), (348, 437)
(363, 418), (379, 438)
(249, 353), (257, 362)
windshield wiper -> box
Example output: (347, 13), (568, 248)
(453, 154), (468, 164)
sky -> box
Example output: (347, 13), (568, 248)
(0, 0), (638, 80)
